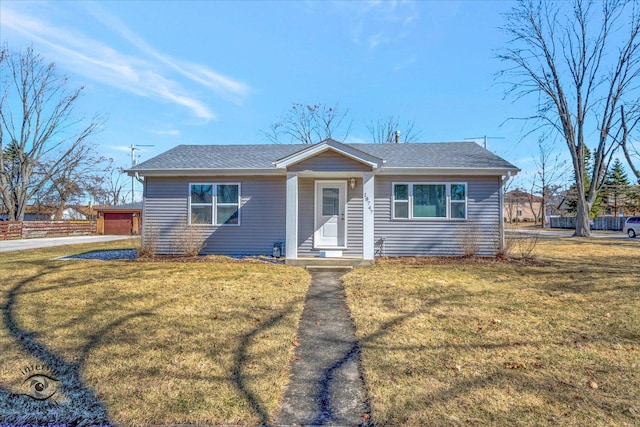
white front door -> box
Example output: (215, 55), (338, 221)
(314, 181), (347, 248)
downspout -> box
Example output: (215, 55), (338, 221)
(135, 172), (145, 238)
(499, 171), (512, 254)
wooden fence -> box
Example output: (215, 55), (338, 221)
(550, 216), (628, 231)
(0, 222), (22, 240)
(0, 220), (96, 240)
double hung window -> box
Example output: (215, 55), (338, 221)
(190, 183), (240, 225)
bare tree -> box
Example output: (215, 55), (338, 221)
(86, 160), (130, 206)
(37, 143), (106, 219)
(366, 116), (422, 143)
(0, 45), (104, 221)
(527, 178), (543, 224)
(620, 106), (640, 183)
(498, 0), (640, 237)
(503, 176), (518, 222)
(264, 102), (352, 144)
(532, 137), (567, 227)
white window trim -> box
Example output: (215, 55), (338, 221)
(188, 182), (241, 226)
(392, 182), (467, 220)
(450, 183), (468, 220)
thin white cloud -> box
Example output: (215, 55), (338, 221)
(83, 2), (250, 105)
(393, 53), (418, 71)
(106, 145), (133, 153)
(152, 129), (181, 136)
(337, 0), (420, 50)
(369, 32), (387, 49)
(1, 4), (250, 121)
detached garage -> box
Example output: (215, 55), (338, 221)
(96, 202), (142, 235)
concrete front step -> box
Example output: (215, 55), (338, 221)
(306, 265), (354, 272)
(286, 257), (374, 268)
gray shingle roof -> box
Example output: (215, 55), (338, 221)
(129, 141), (518, 172)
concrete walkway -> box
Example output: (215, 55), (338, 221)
(0, 235), (135, 253)
(277, 269), (371, 427)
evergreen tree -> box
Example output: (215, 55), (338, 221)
(625, 187), (640, 215)
(603, 159), (630, 216)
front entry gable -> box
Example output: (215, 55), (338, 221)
(288, 150), (373, 172)
(273, 139), (384, 171)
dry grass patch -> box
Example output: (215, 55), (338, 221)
(0, 240), (309, 425)
(343, 237), (640, 426)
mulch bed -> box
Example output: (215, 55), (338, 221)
(375, 255), (548, 267)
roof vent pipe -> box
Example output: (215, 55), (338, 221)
(395, 130), (400, 143)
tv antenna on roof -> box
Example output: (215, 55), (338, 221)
(130, 144), (154, 203)
(465, 135), (504, 149)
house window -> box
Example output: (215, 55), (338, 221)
(450, 183), (466, 219)
(189, 183), (240, 225)
(413, 184), (446, 218)
(393, 184), (409, 218)
(392, 182), (467, 220)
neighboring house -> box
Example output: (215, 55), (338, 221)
(504, 189), (542, 223)
(127, 139), (519, 263)
(96, 202), (142, 235)
(61, 205), (94, 220)
(0, 205), (95, 221)
(0, 205), (56, 221)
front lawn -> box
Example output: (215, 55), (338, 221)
(344, 237), (640, 426)
(0, 240), (309, 426)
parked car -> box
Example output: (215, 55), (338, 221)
(623, 216), (640, 238)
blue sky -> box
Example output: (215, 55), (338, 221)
(1, 0), (559, 197)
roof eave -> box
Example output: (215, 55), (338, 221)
(377, 167), (520, 176)
(126, 168), (283, 177)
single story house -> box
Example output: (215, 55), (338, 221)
(95, 202), (142, 235)
(1, 205), (56, 221)
(504, 189), (543, 223)
(127, 139), (519, 263)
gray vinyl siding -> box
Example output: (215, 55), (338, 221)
(143, 176), (285, 255)
(288, 151), (372, 172)
(297, 178), (314, 254)
(346, 179), (363, 256)
(298, 178), (363, 257)
(374, 175), (501, 256)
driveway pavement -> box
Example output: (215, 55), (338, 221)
(0, 235), (135, 253)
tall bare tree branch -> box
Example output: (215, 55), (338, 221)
(366, 116), (423, 143)
(263, 102), (352, 144)
(0, 45), (104, 221)
(498, 0), (640, 236)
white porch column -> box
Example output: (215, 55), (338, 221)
(285, 172), (298, 259)
(362, 172), (375, 260)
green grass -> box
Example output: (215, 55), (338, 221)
(343, 237), (640, 426)
(0, 240), (310, 425)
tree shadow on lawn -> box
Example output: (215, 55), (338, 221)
(230, 300), (300, 426)
(511, 255), (640, 296)
(348, 282), (639, 425)
(161, 299), (302, 426)
(1, 255), (311, 426)
(0, 262), (157, 426)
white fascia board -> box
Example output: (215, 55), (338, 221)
(126, 168), (284, 177)
(377, 167), (520, 177)
(273, 141), (383, 169)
